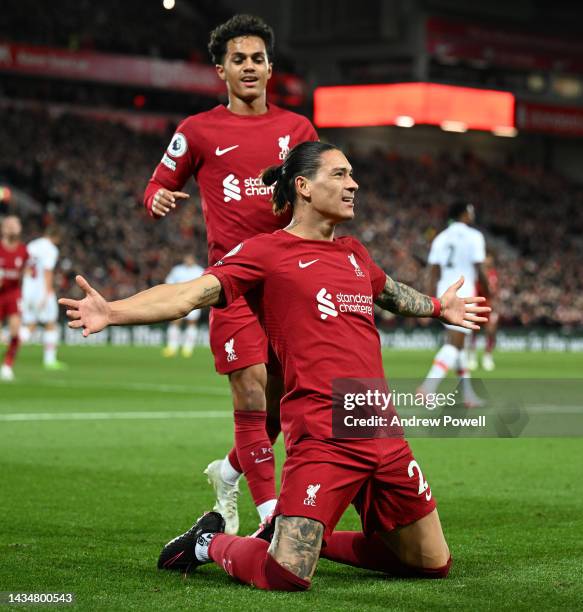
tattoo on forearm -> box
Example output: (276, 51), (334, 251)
(375, 275), (434, 317)
(197, 284), (222, 308)
(268, 516), (324, 580)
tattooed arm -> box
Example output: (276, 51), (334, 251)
(375, 274), (491, 330)
(268, 515), (324, 580)
(375, 274), (439, 317)
(59, 274), (223, 337)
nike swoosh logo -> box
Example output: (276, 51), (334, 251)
(254, 457), (273, 464)
(215, 145), (239, 156)
(298, 259), (319, 269)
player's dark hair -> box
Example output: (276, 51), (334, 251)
(262, 141), (340, 215)
(208, 14), (275, 65)
(448, 200), (471, 221)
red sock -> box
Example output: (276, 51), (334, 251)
(226, 422), (279, 475)
(321, 531), (451, 578)
(3, 336), (20, 367)
(234, 411), (275, 506)
(486, 336), (496, 352)
(209, 534), (310, 591)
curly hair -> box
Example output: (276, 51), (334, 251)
(208, 14), (275, 65)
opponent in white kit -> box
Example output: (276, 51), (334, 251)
(418, 202), (489, 407)
(163, 254), (204, 358)
(21, 226), (65, 370)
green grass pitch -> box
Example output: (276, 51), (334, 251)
(1, 345), (582, 611)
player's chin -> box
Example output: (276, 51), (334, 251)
(341, 203), (355, 220)
(333, 208), (355, 223)
(236, 83), (264, 101)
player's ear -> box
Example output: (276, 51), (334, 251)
(266, 62), (273, 81)
(296, 176), (310, 199)
(215, 64), (226, 82)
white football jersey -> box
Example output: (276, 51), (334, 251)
(165, 263), (204, 285)
(428, 222), (485, 297)
(23, 237), (59, 296)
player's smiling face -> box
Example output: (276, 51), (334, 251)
(216, 36), (272, 103)
(303, 150), (359, 222)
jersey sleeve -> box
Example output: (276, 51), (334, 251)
(472, 232), (486, 263)
(165, 269), (177, 284)
(143, 117), (202, 216)
(427, 239), (441, 265)
(204, 236), (271, 307)
(43, 245), (58, 271)
(296, 116), (319, 143)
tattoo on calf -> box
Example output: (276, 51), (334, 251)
(375, 275), (433, 317)
(268, 516), (324, 580)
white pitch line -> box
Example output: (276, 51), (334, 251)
(12, 379), (231, 396)
(0, 410), (232, 422)
(1, 406), (581, 424)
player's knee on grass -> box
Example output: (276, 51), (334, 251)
(268, 515), (324, 582)
(380, 509), (451, 574)
(229, 364), (268, 412)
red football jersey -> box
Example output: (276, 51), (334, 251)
(0, 241), (28, 294)
(145, 104), (318, 265)
(208, 230), (387, 448)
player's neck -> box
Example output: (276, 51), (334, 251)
(1, 237), (18, 250)
(226, 94), (269, 116)
(285, 216), (336, 242)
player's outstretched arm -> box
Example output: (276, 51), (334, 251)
(59, 274), (222, 337)
(375, 275), (490, 330)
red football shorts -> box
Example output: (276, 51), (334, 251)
(0, 290), (21, 320)
(209, 297), (281, 375)
(274, 437), (436, 540)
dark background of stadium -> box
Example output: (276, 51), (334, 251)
(1, 0), (582, 330)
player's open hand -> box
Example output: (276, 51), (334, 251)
(439, 276), (491, 330)
(58, 275), (110, 337)
(151, 188), (189, 217)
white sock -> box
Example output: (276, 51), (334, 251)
(43, 329), (59, 365)
(194, 532), (216, 563)
(167, 325), (180, 351)
(183, 326), (197, 352)
(220, 455), (241, 486)
(422, 344), (459, 392)
(457, 349), (476, 397)
(256, 499), (277, 522)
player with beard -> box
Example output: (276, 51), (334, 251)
(143, 15), (318, 533)
(63, 142), (489, 590)
(0, 216), (28, 381)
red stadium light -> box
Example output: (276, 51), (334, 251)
(314, 83), (515, 132)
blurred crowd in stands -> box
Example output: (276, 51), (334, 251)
(1, 108), (582, 329)
(2, 0), (227, 61)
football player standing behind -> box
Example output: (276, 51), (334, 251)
(162, 254), (204, 358)
(0, 215), (28, 381)
(143, 14), (318, 533)
(418, 202), (489, 407)
(21, 225), (66, 370)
